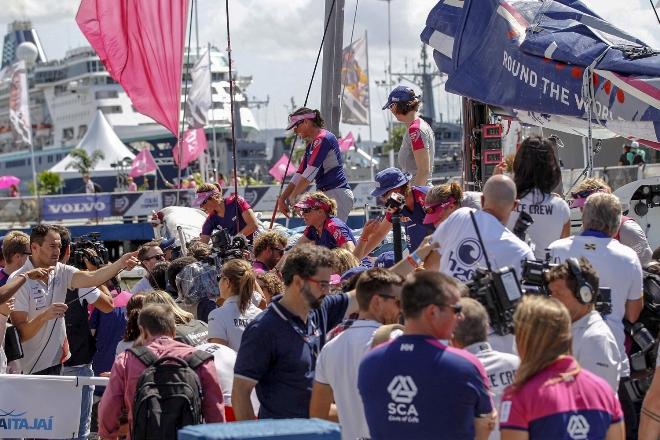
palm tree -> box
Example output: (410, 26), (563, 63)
(65, 148), (105, 175)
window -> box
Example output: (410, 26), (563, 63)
(98, 106), (122, 114)
(62, 127), (74, 140)
(78, 125), (87, 138)
(95, 90), (119, 99)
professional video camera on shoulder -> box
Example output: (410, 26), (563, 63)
(520, 255), (612, 316)
(210, 227), (249, 267)
(70, 232), (110, 270)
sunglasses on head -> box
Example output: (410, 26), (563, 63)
(570, 189), (598, 199)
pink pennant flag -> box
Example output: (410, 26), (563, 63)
(76, 0), (188, 136)
(129, 149), (157, 178)
(269, 154), (298, 182)
(338, 132), (355, 152)
(173, 128), (208, 170)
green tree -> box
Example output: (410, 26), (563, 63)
(381, 125), (406, 154)
(28, 171), (63, 195)
(65, 148), (105, 175)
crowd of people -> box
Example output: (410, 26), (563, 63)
(0, 92), (659, 440)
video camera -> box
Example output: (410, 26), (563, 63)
(520, 257), (612, 316)
(210, 227), (249, 267)
(384, 192), (406, 215)
(70, 232), (109, 270)
(465, 266), (523, 336)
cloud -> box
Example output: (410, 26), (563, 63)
(0, 0), (78, 22)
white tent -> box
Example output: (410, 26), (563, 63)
(50, 110), (135, 177)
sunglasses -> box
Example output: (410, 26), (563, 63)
(570, 189), (596, 199)
(304, 277), (331, 290)
(291, 120), (305, 130)
(142, 254), (165, 262)
(434, 302), (463, 315)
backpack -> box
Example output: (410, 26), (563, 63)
(129, 346), (214, 440)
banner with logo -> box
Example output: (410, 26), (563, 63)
(341, 34), (370, 126)
(8, 60), (32, 146)
(111, 191), (161, 216)
(0, 374), (84, 438)
(41, 194), (112, 221)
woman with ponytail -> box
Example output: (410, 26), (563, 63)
(277, 107), (355, 221)
(208, 259), (261, 351)
(500, 296), (624, 440)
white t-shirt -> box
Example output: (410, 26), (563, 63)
(572, 310), (621, 392)
(430, 207), (534, 282)
(506, 190), (570, 259)
(11, 260), (100, 373)
(464, 342), (520, 440)
(547, 235), (643, 377)
(207, 296), (262, 351)
(196, 342), (260, 411)
(131, 276), (153, 294)
(315, 319), (381, 440)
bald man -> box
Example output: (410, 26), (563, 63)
(420, 175), (533, 281)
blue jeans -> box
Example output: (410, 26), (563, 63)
(62, 364), (95, 439)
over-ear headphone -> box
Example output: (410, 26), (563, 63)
(567, 258), (594, 304)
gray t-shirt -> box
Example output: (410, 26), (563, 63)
(207, 296), (262, 351)
(618, 219), (652, 266)
(398, 117), (435, 181)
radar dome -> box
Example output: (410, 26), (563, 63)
(16, 42), (39, 65)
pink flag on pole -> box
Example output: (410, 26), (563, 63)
(338, 132), (355, 152)
(269, 154), (298, 182)
(76, 0), (188, 136)
(173, 128), (208, 170)
(129, 149), (157, 178)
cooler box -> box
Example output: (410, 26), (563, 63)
(178, 418), (341, 440)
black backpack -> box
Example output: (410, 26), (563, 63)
(128, 346), (214, 440)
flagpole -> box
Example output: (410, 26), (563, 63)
(365, 30), (374, 181)
(194, 0), (208, 183)
(177, 0), (195, 204)
(208, 42), (219, 182)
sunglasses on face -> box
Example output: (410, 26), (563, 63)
(570, 189), (596, 199)
(292, 120), (305, 130)
(143, 254), (165, 262)
(304, 277), (331, 290)
(434, 302), (463, 315)
(377, 293), (401, 306)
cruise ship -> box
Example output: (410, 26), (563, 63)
(0, 21), (260, 193)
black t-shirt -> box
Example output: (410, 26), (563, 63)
(619, 153), (630, 165)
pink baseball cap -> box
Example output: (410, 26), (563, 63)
(422, 197), (456, 225)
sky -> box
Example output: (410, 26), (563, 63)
(1, 0), (659, 143)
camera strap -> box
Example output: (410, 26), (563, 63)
(469, 210), (493, 271)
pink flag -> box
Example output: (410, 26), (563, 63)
(129, 149), (157, 178)
(269, 154), (298, 182)
(338, 132), (355, 152)
(76, 0), (188, 136)
(173, 128), (208, 170)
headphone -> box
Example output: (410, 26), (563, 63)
(566, 258), (594, 304)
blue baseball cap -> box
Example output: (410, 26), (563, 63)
(160, 237), (176, 251)
(341, 266), (369, 284)
(382, 85), (420, 110)
(375, 251), (396, 269)
(371, 167), (411, 197)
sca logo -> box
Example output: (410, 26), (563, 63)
(386, 375), (419, 423)
(566, 414), (590, 440)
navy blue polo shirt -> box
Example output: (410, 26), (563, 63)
(358, 335), (493, 440)
(234, 293), (349, 419)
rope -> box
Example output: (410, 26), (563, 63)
(176, 0), (196, 204)
(225, 0), (240, 234)
(268, 0), (339, 229)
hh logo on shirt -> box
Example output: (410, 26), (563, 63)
(566, 415), (590, 440)
(387, 375), (419, 423)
